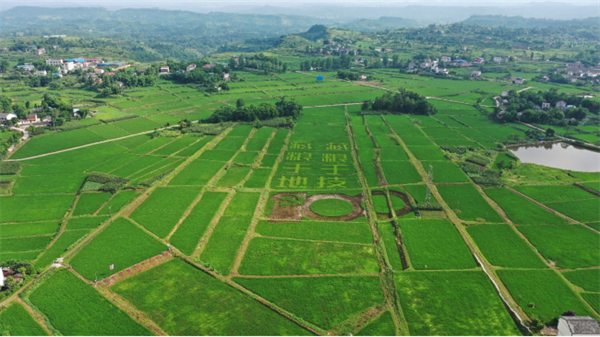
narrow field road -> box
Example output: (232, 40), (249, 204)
(4, 123), (182, 162)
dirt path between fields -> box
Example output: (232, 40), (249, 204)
(15, 298), (54, 336)
(230, 273), (381, 278)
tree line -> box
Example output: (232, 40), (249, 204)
(202, 97), (302, 123)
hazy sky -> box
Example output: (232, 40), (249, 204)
(1, 0), (597, 17)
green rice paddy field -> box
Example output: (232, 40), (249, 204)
(1, 70), (598, 336)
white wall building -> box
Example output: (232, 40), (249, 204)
(46, 59), (64, 66)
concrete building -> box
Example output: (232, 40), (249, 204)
(160, 66), (170, 73)
(186, 64), (197, 72)
(46, 59), (64, 66)
(35, 70), (47, 76)
(0, 113), (17, 124)
(17, 64), (35, 71)
(557, 316), (600, 336)
(34, 48), (46, 55)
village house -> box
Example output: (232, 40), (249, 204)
(17, 64), (35, 71)
(223, 73), (230, 81)
(474, 58), (485, 64)
(407, 62), (416, 71)
(556, 100), (567, 110)
(461, 46), (468, 51)
(471, 70), (482, 77)
(186, 64), (196, 72)
(359, 73), (367, 80)
(160, 66), (170, 73)
(501, 90), (510, 97)
(542, 102), (551, 109)
(493, 56), (504, 63)
(557, 315), (600, 336)
(0, 113), (17, 124)
(94, 68), (104, 74)
(41, 116), (52, 123)
(26, 114), (39, 123)
(441, 56), (451, 63)
(511, 77), (525, 85)
(34, 48), (46, 56)
(46, 59), (64, 66)
(35, 70), (47, 76)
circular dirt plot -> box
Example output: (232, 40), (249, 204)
(310, 198), (354, 217)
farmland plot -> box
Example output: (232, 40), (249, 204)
(112, 259), (311, 335)
(436, 185), (504, 223)
(395, 271), (520, 335)
(33, 229), (91, 269)
(130, 186), (201, 237)
(0, 302), (49, 336)
(238, 237), (379, 276)
(517, 224), (600, 269)
(28, 269), (151, 335)
(169, 191), (229, 255)
(467, 224), (547, 268)
(484, 188), (566, 225)
(235, 276), (384, 330)
(498, 269), (594, 323)
(70, 217), (167, 280)
(397, 219), (476, 270)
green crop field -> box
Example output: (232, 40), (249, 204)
(97, 190), (138, 215)
(517, 225), (600, 269)
(169, 191), (229, 255)
(255, 220), (373, 244)
(235, 276), (384, 330)
(70, 217), (167, 280)
(562, 269), (600, 293)
(396, 271), (520, 335)
(398, 219), (476, 270)
(73, 192), (112, 216)
(238, 238), (380, 276)
(201, 192), (261, 274)
(130, 186), (201, 237)
(497, 269), (594, 323)
(34, 229), (91, 269)
(112, 259), (311, 335)
(28, 269), (151, 335)
(356, 311), (397, 336)
(0, 302), (49, 336)
(467, 224), (547, 268)
(436, 185), (504, 222)
(0, 221), (59, 237)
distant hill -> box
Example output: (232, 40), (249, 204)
(0, 6), (336, 59)
(337, 17), (421, 32)
(463, 15), (600, 29)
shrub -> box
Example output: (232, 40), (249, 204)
(0, 162), (21, 175)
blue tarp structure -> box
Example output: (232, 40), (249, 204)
(317, 76), (323, 81)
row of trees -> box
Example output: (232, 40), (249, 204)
(364, 89), (438, 116)
(202, 97), (302, 123)
(299, 55), (352, 71)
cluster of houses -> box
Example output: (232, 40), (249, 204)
(407, 58), (448, 74)
(499, 91), (574, 111)
(159, 63), (230, 80)
(408, 56), (491, 74)
(310, 40), (359, 56)
(0, 112), (51, 127)
(12, 58), (129, 78)
(556, 61), (600, 83)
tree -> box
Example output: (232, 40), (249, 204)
(0, 59), (9, 73)
(236, 99), (245, 108)
(546, 128), (555, 137)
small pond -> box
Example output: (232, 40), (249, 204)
(508, 142), (600, 172)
